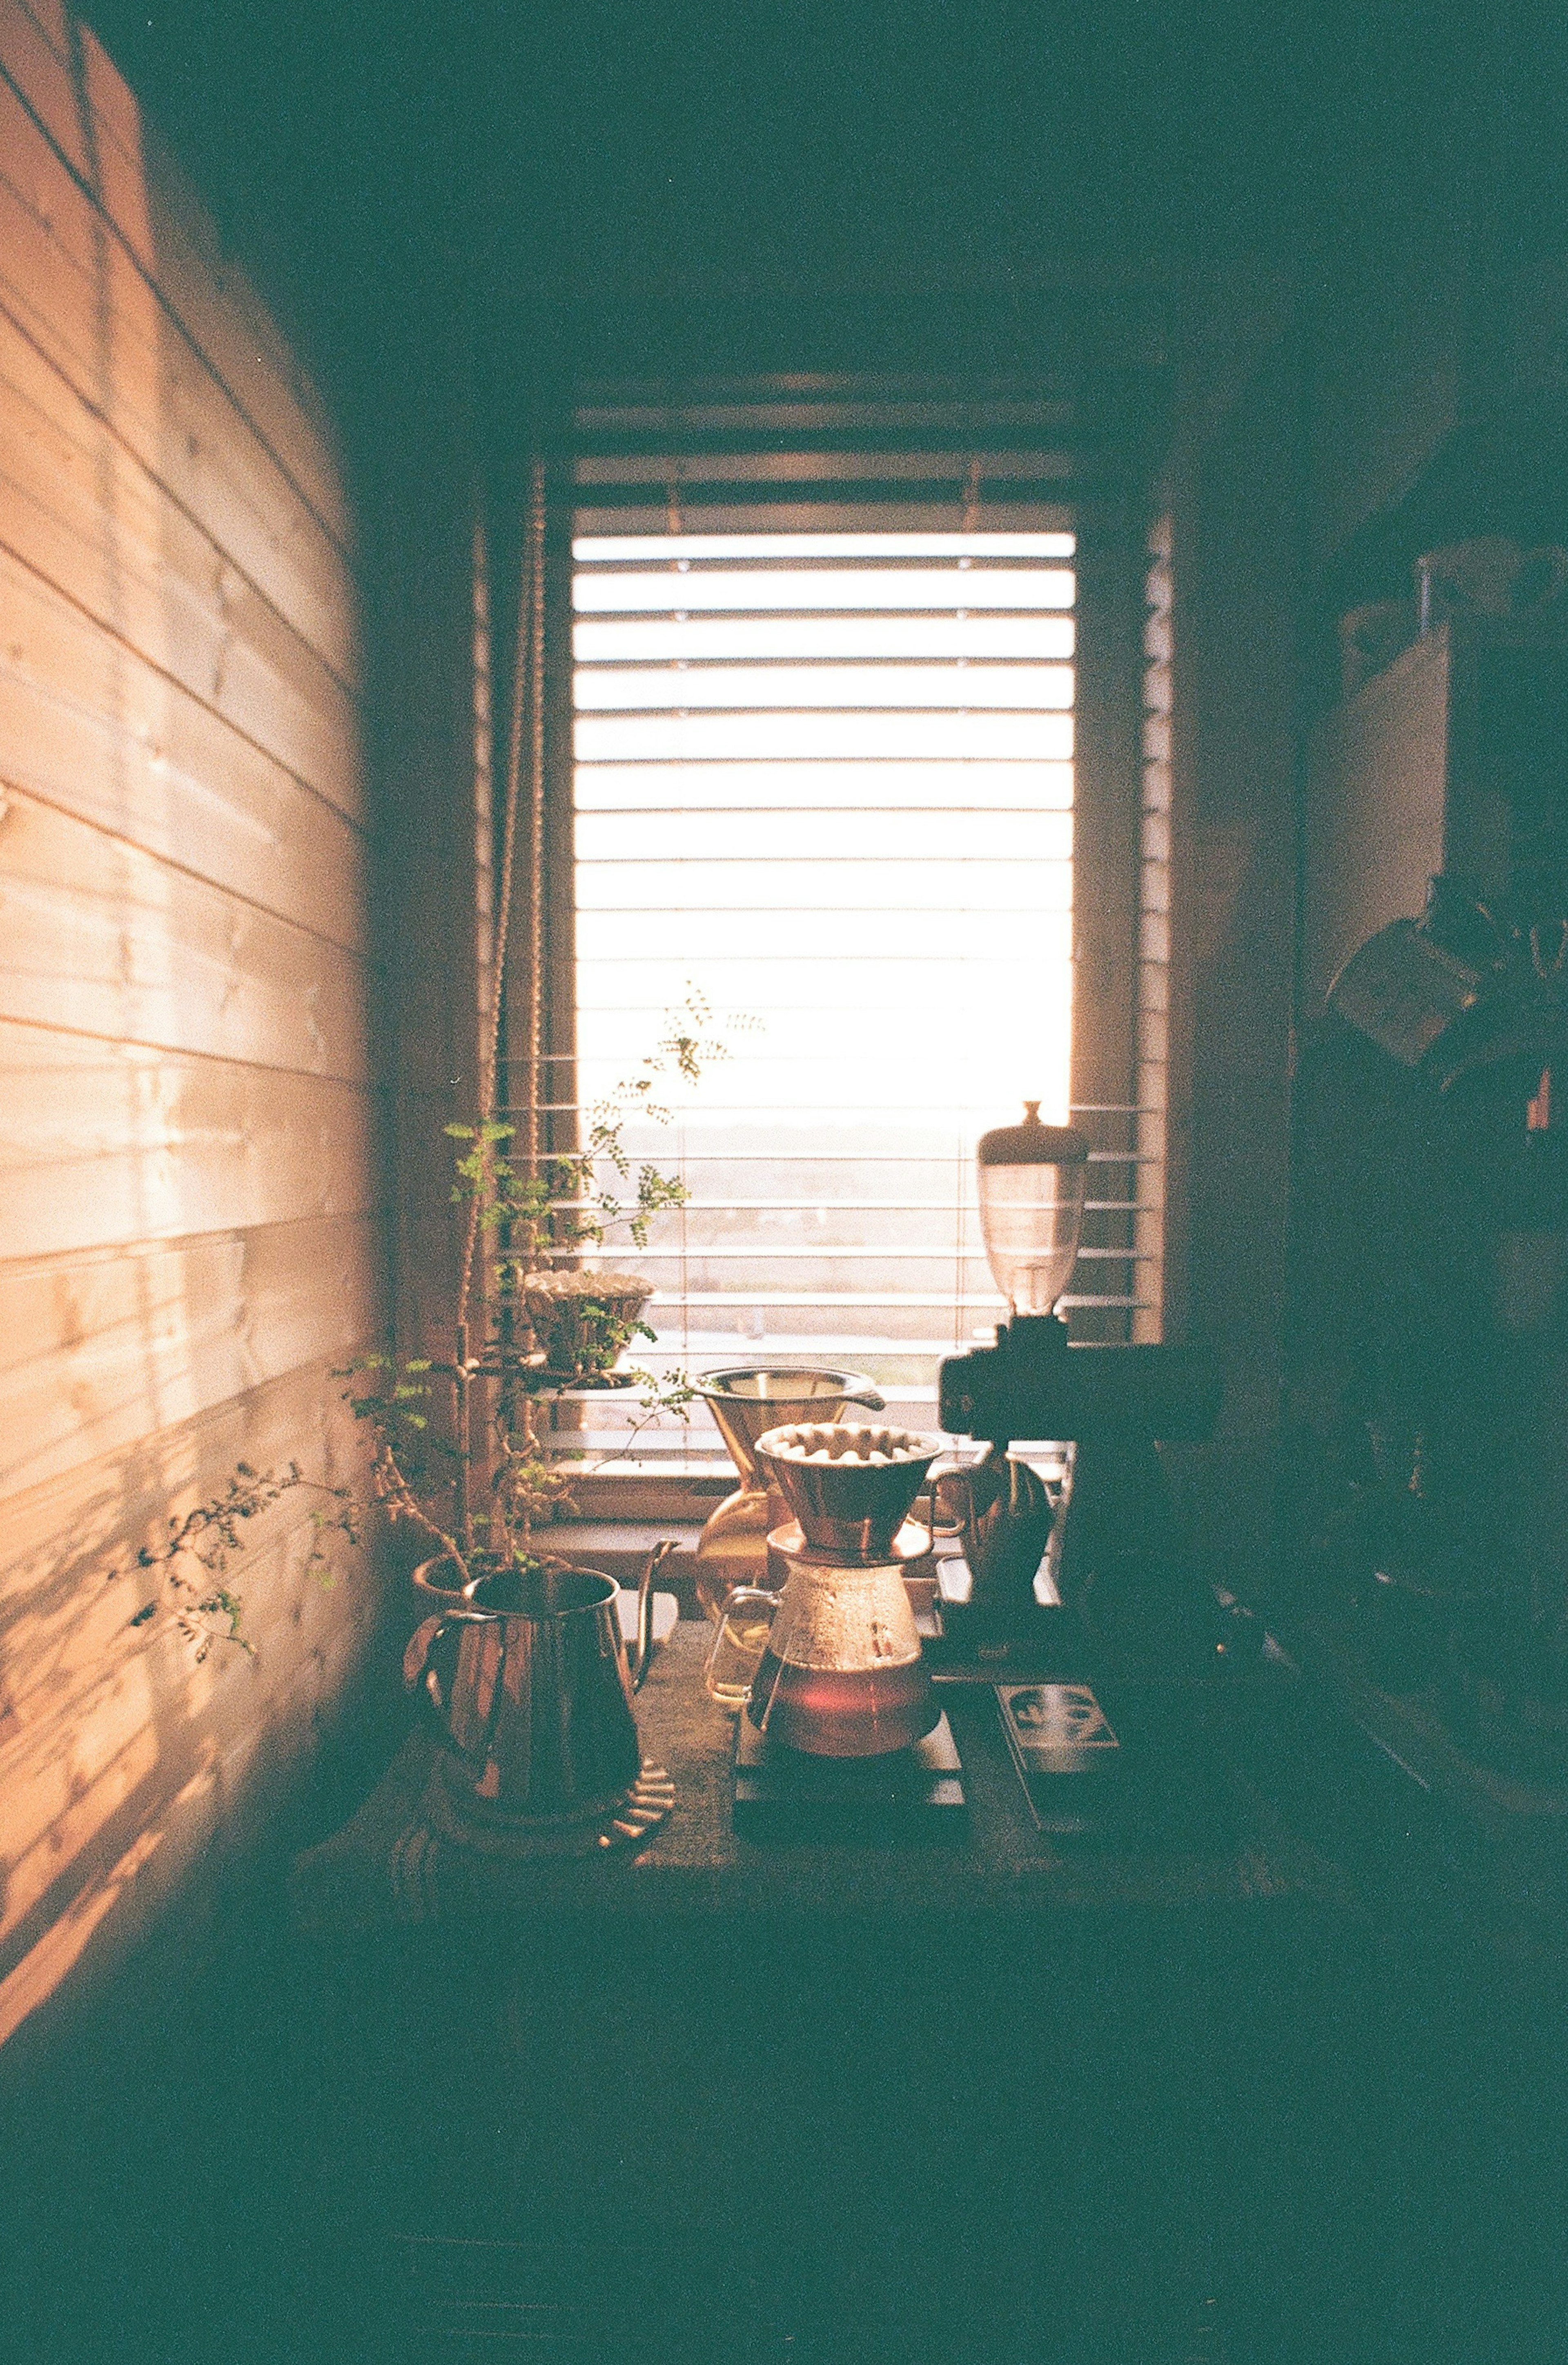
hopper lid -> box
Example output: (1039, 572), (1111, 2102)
(977, 1101), (1089, 1167)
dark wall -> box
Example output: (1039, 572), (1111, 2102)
(1160, 0), (1568, 1582)
(1162, 325), (1304, 1578)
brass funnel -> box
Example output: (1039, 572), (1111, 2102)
(696, 1368), (884, 1482)
(693, 1369), (884, 1613)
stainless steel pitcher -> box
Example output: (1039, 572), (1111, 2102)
(932, 1450), (1055, 1615)
(403, 1545), (673, 1824)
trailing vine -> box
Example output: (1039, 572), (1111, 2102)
(131, 993), (743, 1653)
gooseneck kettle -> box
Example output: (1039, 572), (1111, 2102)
(403, 1542), (675, 1823)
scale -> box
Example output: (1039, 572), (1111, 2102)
(732, 1714), (965, 1843)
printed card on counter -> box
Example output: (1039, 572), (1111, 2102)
(996, 1681), (1123, 1830)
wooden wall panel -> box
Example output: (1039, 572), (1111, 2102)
(0, 547), (368, 954)
(0, 0), (353, 555)
(0, 307), (361, 814)
(0, 1369), (376, 2043)
(0, 1364), (369, 1731)
(0, 85), (358, 683)
(0, 791), (369, 1076)
(0, 0), (383, 2044)
(0, 1212), (377, 1503)
(0, 1026), (374, 1261)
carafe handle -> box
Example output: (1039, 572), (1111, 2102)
(927, 1453), (980, 1553)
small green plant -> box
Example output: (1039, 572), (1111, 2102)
(448, 986), (733, 1265)
(345, 992), (735, 1584)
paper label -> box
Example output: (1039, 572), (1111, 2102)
(998, 1682), (1119, 1760)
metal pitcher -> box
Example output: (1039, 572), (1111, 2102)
(403, 1544), (675, 1824)
(932, 1450), (1055, 1615)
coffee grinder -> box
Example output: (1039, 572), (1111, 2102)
(727, 1423), (965, 1836)
(936, 1104), (1222, 1662)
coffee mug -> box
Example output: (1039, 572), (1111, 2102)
(1415, 538), (1568, 631)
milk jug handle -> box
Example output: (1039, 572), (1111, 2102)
(403, 1613), (448, 1694)
(402, 1612), (475, 1756)
(927, 1454), (978, 1510)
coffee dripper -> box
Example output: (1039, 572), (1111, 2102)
(692, 1367), (884, 1615)
(744, 1423), (944, 1757)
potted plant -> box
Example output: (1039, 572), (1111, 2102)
(128, 996), (729, 1653)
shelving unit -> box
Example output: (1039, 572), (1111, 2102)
(1303, 612), (1568, 1010)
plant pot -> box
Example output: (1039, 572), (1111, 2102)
(521, 1268), (655, 1384)
(410, 1547), (564, 1602)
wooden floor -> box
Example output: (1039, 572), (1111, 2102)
(6, 1688), (1568, 2365)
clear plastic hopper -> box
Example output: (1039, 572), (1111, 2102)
(976, 1102), (1089, 1319)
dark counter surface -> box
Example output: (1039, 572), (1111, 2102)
(252, 1622), (1568, 2363)
(291, 1620), (1356, 1934)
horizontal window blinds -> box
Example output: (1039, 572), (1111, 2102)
(557, 524), (1150, 1477)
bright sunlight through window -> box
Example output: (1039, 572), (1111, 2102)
(571, 529), (1077, 1453)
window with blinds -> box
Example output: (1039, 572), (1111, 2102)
(561, 522), (1145, 1483)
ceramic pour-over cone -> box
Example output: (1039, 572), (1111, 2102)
(753, 1423), (943, 1565)
(692, 1369), (883, 1612)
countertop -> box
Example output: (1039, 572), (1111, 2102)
(290, 1621), (1356, 1936)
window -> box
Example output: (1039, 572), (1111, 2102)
(530, 397), (1167, 1501)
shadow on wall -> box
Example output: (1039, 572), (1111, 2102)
(0, 0), (381, 2044)
(0, 1370), (378, 2048)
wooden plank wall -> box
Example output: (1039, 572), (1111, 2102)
(0, 0), (381, 2043)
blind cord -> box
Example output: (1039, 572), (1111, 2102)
(458, 457), (544, 1339)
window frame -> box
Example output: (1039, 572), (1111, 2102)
(499, 408), (1167, 1524)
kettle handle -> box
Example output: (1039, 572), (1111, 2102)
(927, 1451), (987, 1504)
(926, 1449), (1008, 1561)
(403, 1612), (478, 1757)
(927, 1455), (973, 1547)
(628, 1539), (680, 1691)
(846, 1385), (886, 1412)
